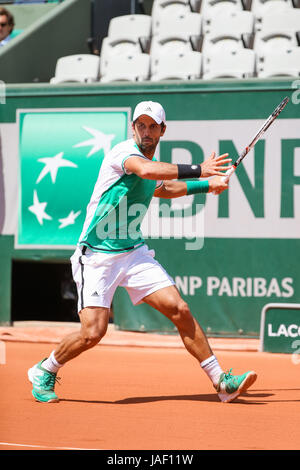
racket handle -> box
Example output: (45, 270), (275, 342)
(222, 166), (235, 183)
(213, 166), (235, 195)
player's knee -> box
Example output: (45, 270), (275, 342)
(81, 326), (107, 349)
(170, 300), (192, 325)
(79, 307), (109, 349)
(178, 300), (192, 321)
(81, 333), (100, 349)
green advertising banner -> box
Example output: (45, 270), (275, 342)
(17, 108), (130, 247)
(260, 304), (300, 353)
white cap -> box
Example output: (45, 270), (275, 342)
(133, 101), (166, 125)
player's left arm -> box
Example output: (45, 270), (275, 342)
(154, 176), (229, 198)
(154, 181), (187, 198)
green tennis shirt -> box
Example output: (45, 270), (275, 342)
(78, 139), (162, 253)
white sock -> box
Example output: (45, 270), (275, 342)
(200, 355), (223, 387)
(42, 351), (63, 374)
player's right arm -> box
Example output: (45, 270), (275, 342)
(123, 152), (232, 180)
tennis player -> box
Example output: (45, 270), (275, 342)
(28, 101), (257, 403)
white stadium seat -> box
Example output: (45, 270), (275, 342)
(251, 0), (294, 16)
(253, 31), (298, 54)
(103, 14), (151, 57)
(107, 14), (152, 45)
(202, 48), (256, 79)
(202, 10), (255, 52)
(153, 11), (202, 39)
(151, 51), (202, 81)
(151, 0), (199, 35)
(203, 10), (254, 36)
(100, 37), (143, 76)
(256, 47), (300, 78)
(100, 53), (150, 83)
(50, 55), (100, 84)
(100, 14), (152, 77)
(253, 9), (300, 54)
(151, 11), (202, 51)
(150, 39), (194, 76)
(200, 0), (244, 18)
(202, 34), (245, 53)
(255, 9), (300, 33)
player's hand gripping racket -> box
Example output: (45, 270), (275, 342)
(214, 96), (289, 193)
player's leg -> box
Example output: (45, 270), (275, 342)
(28, 245), (121, 403)
(28, 306), (110, 403)
(123, 248), (228, 397)
(142, 286), (257, 402)
(54, 306), (110, 364)
(142, 285), (214, 363)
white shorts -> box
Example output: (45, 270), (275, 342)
(70, 244), (175, 312)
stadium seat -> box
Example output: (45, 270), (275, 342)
(151, 0), (200, 35)
(251, 0), (294, 16)
(202, 48), (256, 79)
(202, 10), (255, 51)
(202, 34), (245, 53)
(203, 10), (254, 36)
(50, 54), (100, 84)
(253, 9), (300, 53)
(100, 53), (150, 82)
(150, 39), (194, 76)
(106, 14), (152, 50)
(253, 31), (298, 54)
(100, 14), (152, 78)
(200, 0), (244, 18)
(150, 50), (202, 81)
(151, 11), (202, 50)
(255, 9), (300, 33)
(256, 47), (300, 77)
(100, 37), (143, 77)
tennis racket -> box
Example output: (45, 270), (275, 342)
(218, 96), (289, 187)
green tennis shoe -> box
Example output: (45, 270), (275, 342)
(28, 359), (60, 403)
(216, 368), (257, 403)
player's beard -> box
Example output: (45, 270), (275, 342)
(137, 136), (158, 155)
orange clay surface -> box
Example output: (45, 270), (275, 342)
(0, 324), (300, 451)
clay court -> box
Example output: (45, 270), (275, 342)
(0, 323), (299, 451)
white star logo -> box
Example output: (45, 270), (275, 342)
(58, 210), (81, 229)
(28, 190), (52, 225)
(36, 152), (78, 184)
(73, 126), (115, 157)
